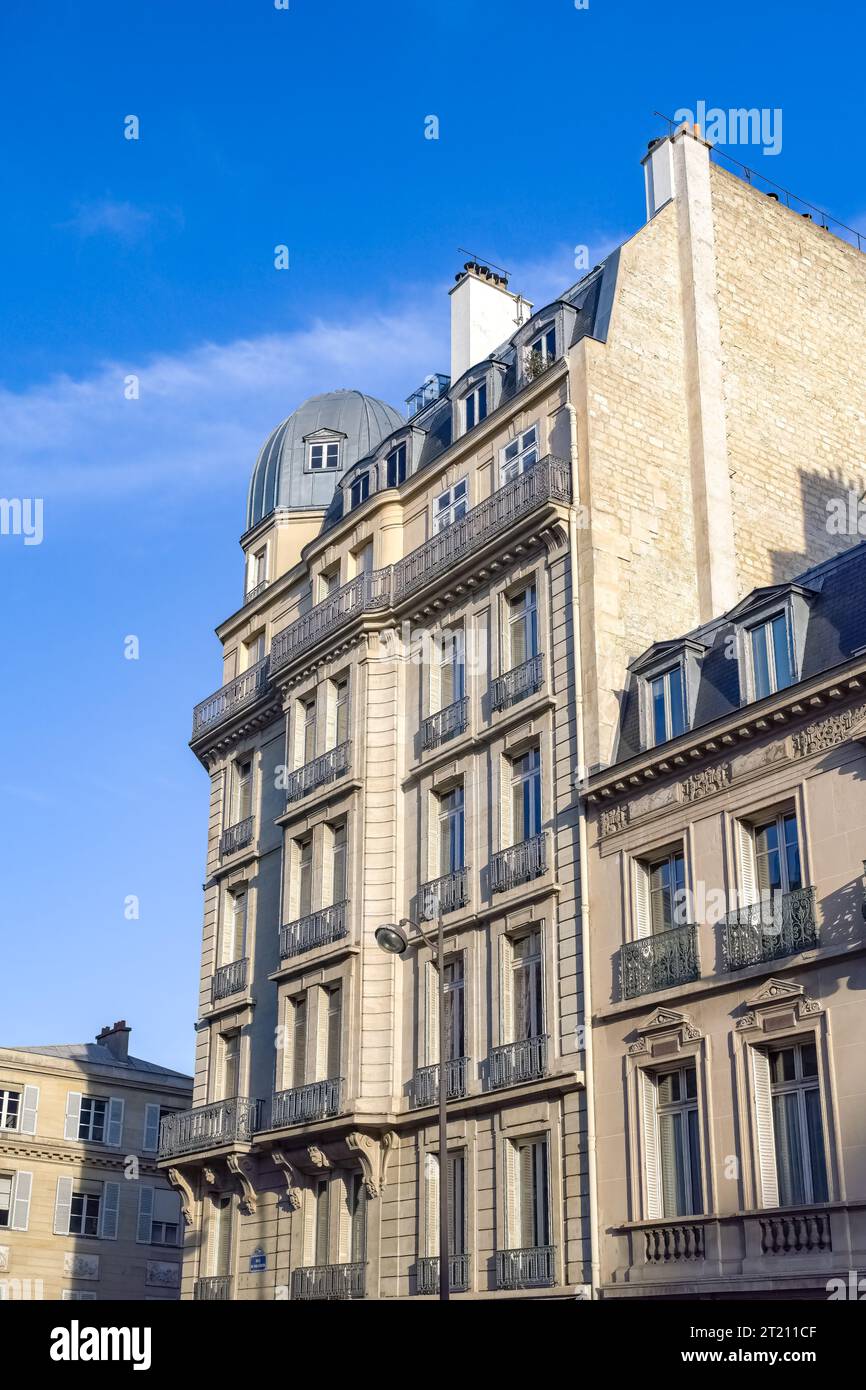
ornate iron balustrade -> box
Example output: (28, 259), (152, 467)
(194, 1276), (232, 1301)
(759, 1208), (832, 1255)
(488, 1035), (548, 1090)
(271, 570), (391, 674)
(411, 1057), (468, 1109)
(280, 902), (348, 959)
(495, 1245), (555, 1290)
(620, 923), (700, 1000)
(192, 657), (271, 739)
(490, 832), (548, 894)
(416, 1253), (471, 1294)
(392, 457), (571, 604)
(291, 1262), (365, 1300)
(285, 742), (351, 804)
(245, 579), (270, 603)
(420, 697), (468, 751)
(419, 868), (470, 920)
(723, 887), (818, 970)
(211, 957), (248, 1003)
(269, 1077), (344, 1129)
(158, 1097), (260, 1159)
(644, 1222), (706, 1264)
(490, 653), (544, 712)
(219, 817), (254, 858)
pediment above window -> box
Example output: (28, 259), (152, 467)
(735, 977), (823, 1034)
(628, 1007), (702, 1057)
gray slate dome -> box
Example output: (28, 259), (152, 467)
(246, 389), (404, 530)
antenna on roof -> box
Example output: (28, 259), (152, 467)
(457, 247), (511, 278)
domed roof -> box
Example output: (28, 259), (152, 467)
(246, 389), (404, 531)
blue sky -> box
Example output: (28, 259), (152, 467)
(1, 0), (864, 1075)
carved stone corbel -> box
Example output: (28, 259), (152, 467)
(307, 1145), (331, 1171)
(345, 1130), (399, 1199)
(167, 1167), (196, 1226)
(271, 1147), (303, 1210)
(226, 1154), (258, 1215)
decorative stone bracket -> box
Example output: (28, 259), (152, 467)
(167, 1167), (197, 1226)
(226, 1154), (258, 1214)
(271, 1147), (303, 1211)
(344, 1130), (398, 1199)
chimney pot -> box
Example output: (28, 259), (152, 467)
(449, 260), (531, 382)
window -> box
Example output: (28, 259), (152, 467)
(639, 850), (687, 935)
(347, 1171), (367, 1262)
(443, 955), (465, 1060)
(290, 996), (308, 1089)
(434, 479), (468, 532)
(333, 678), (349, 745)
(296, 837), (313, 919)
(331, 823), (347, 903)
(438, 627), (465, 707)
(438, 786), (465, 876)
(248, 547), (267, 593)
(150, 1189), (182, 1246)
(314, 1178), (330, 1264)
(754, 813), (802, 899)
(300, 696), (317, 764)
(212, 1195), (232, 1277)
(69, 1191), (101, 1238)
(768, 1042), (828, 1206)
(649, 664), (686, 744)
(749, 611), (794, 699)
(349, 473), (370, 509)
(386, 443), (408, 488)
(325, 985), (342, 1079)
(463, 382), (488, 431)
(0, 1174), (11, 1227)
(78, 1097), (107, 1143)
(500, 425), (539, 484)
(426, 1150), (466, 1256)
(0, 1091), (20, 1131)
(320, 567), (341, 600)
(244, 632), (266, 668)
(309, 441), (341, 470)
(513, 1137), (550, 1247)
(224, 890), (247, 963)
(655, 1065), (703, 1217)
(507, 584), (538, 667)
(353, 541), (374, 576)
(221, 1034), (240, 1100)
(512, 928), (544, 1041)
(511, 747), (542, 843)
(529, 326), (556, 365)
(233, 758), (253, 822)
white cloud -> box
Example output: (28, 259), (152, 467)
(61, 198), (160, 240)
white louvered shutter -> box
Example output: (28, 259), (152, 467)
(64, 1092), (82, 1141)
(751, 1048), (780, 1207)
(20, 1086), (39, 1136)
(640, 1070), (662, 1218)
(137, 1185), (154, 1243)
(499, 935), (514, 1045)
(425, 961), (440, 1066)
(100, 1182), (120, 1239)
(54, 1176), (74, 1235)
(425, 1153), (440, 1257)
(737, 820), (758, 907)
(143, 1104), (160, 1153)
(106, 1097), (125, 1147)
(634, 860), (651, 938)
(10, 1171), (33, 1231)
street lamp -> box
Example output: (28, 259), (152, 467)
(376, 901), (451, 1301)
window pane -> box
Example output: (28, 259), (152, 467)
(783, 814), (802, 891)
(751, 623), (772, 700)
(804, 1087), (828, 1202)
(668, 666), (686, 737)
(771, 613), (793, 691)
(651, 675), (667, 743)
(772, 1091), (807, 1206)
(687, 1106), (703, 1214)
(659, 1111), (687, 1216)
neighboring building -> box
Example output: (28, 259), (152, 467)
(0, 1022), (192, 1301)
(165, 123), (866, 1300)
(587, 543), (866, 1298)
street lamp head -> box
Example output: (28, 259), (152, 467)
(375, 922), (409, 955)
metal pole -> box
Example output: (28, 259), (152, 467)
(437, 904), (450, 1301)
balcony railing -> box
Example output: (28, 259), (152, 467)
(192, 657), (270, 739)
(644, 1222), (706, 1264)
(285, 742), (351, 804)
(495, 1245), (555, 1290)
(280, 902), (348, 959)
(211, 957), (248, 1003)
(159, 1097), (260, 1159)
(490, 832), (548, 894)
(271, 570), (391, 674)
(194, 1276), (232, 1301)
(490, 653), (544, 712)
(419, 868), (470, 920)
(406, 372), (450, 419)
(416, 1253), (471, 1294)
(723, 887), (818, 970)
(245, 579), (270, 603)
(759, 1208), (832, 1255)
(392, 456), (571, 604)
(291, 1262), (365, 1301)
(420, 696), (468, 751)
(269, 1077), (344, 1129)
(488, 1035), (548, 1090)
(411, 1057), (468, 1109)
(620, 923), (700, 1000)
(219, 817), (254, 858)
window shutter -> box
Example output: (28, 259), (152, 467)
(137, 1185), (154, 1244)
(504, 1140), (519, 1247)
(634, 861), (651, 938)
(100, 1181), (121, 1240)
(640, 1070), (662, 1218)
(63, 1092), (82, 1141)
(499, 934), (514, 1045)
(106, 1097), (125, 1147)
(425, 961), (440, 1066)
(500, 756), (513, 850)
(751, 1048), (780, 1207)
(325, 682), (337, 750)
(737, 820), (758, 907)
(142, 1104), (160, 1153)
(54, 1175), (74, 1235)
(429, 641), (441, 716)
(427, 792), (439, 882)
(10, 1171), (33, 1231)
(425, 1153), (440, 1257)
(20, 1085), (39, 1135)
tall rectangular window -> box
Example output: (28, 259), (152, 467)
(347, 1172), (367, 1262)
(222, 1034), (240, 1100)
(248, 547), (267, 593)
(0, 1091), (20, 1132)
(314, 1178), (330, 1265)
(754, 813), (802, 898)
(656, 1065), (703, 1217)
(529, 326), (556, 364)
(644, 851), (687, 934)
(225, 890), (247, 962)
(438, 786), (465, 875)
(438, 627), (465, 707)
(464, 382), (488, 431)
(500, 424), (539, 484)
(386, 442), (407, 488)
(749, 612), (794, 699)
(69, 1191), (100, 1237)
(0, 1174), (13, 1227)
(325, 985), (342, 1078)
(511, 747), (542, 843)
(443, 955), (465, 1060)
(244, 632), (266, 668)
(332, 823), (347, 903)
(354, 541), (374, 576)
(427, 1151), (466, 1256)
(334, 678), (349, 745)
(78, 1097), (107, 1143)
(291, 997), (307, 1090)
(296, 837), (313, 919)
(514, 1137), (550, 1247)
(301, 697), (317, 764)
(649, 664), (686, 745)
(233, 758), (253, 822)
(512, 928), (544, 1041)
(507, 584), (538, 667)
(350, 473), (370, 509)
(434, 479), (468, 532)
(213, 1195), (232, 1276)
(769, 1042), (828, 1205)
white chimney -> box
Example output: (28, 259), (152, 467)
(642, 135), (676, 220)
(449, 262), (531, 382)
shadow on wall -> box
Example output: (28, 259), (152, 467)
(765, 465), (865, 587)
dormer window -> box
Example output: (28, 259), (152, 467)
(386, 443), (408, 489)
(728, 583), (815, 706)
(309, 441), (341, 470)
(500, 425), (539, 485)
(748, 612), (794, 699)
(463, 382), (488, 431)
(649, 664), (686, 745)
(526, 326), (556, 379)
(630, 637), (707, 751)
(349, 473), (370, 509)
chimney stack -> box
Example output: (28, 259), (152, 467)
(96, 1020), (131, 1063)
(449, 261), (531, 382)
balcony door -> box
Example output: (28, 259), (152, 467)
(221, 1034), (240, 1100)
(438, 786), (465, 877)
(749, 812), (802, 904)
(511, 928), (544, 1043)
(223, 889), (247, 965)
(426, 1150), (466, 1257)
(510, 748), (542, 845)
(232, 758), (252, 823)
(768, 1042), (828, 1206)
(637, 850), (687, 937)
(211, 1195), (232, 1277)
(512, 1136), (550, 1248)
(506, 584), (538, 668)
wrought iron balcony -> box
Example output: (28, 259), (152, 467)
(211, 957), (248, 1003)
(490, 832), (548, 894)
(420, 697), (468, 751)
(620, 923), (700, 1000)
(723, 887), (818, 970)
(488, 1035), (548, 1090)
(271, 570), (391, 674)
(416, 1253), (471, 1294)
(291, 1262), (365, 1300)
(495, 1245), (555, 1290)
(192, 657), (270, 739)
(158, 1097), (260, 1159)
(644, 1222), (706, 1264)
(194, 1276), (232, 1301)
(268, 1077), (344, 1129)
(490, 653), (544, 712)
(392, 456), (571, 604)
(245, 579), (270, 603)
(280, 902), (348, 959)
(285, 742), (351, 804)
(759, 1208), (832, 1255)
(419, 868), (470, 920)
(219, 817), (254, 858)
(411, 1057), (468, 1109)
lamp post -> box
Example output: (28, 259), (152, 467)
(376, 900), (450, 1301)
